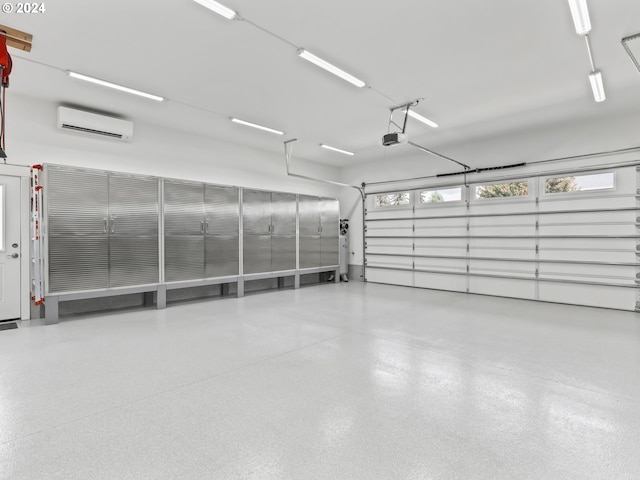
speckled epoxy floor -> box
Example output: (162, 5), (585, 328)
(1, 282), (639, 479)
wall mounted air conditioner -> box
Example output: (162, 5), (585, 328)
(56, 106), (133, 141)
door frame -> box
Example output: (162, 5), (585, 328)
(0, 164), (31, 320)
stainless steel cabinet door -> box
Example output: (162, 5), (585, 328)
(205, 235), (239, 277)
(164, 180), (204, 235)
(48, 236), (109, 292)
(47, 166), (109, 236)
(320, 198), (339, 266)
(165, 235), (205, 281)
(271, 193), (296, 235)
(243, 235), (271, 274)
(320, 198), (340, 237)
(110, 236), (159, 287)
(243, 190), (271, 235)
(271, 235), (296, 271)
(109, 174), (159, 236)
(298, 195), (320, 235)
(320, 235), (339, 267)
(205, 185), (239, 236)
(299, 235), (320, 269)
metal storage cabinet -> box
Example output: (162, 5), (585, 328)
(204, 185), (239, 277)
(108, 174), (159, 287)
(164, 180), (205, 281)
(271, 192), (296, 271)
(47, 166), (159, 293)
(48, 166), (109, 292)
(298, 196), (339, 268)
(320, 198), (340, 267)
(243, 190), (296, 274)
(298, 195), (321, 268)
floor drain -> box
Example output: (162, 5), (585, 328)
(0, 322), (18, 332)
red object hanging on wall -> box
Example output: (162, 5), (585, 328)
(0, 34), (12, 87)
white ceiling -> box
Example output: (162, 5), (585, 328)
(6, 0), (640, 169)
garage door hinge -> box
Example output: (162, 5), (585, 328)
(466, 244), (470, 252)
(635, 301), (640, 312)
(535, 197), (539, 205)
(535, 221), (539, 230)
(535, 245), (539, 254)
(466, 223), (470, 231)
(466, 265), (470, 273)
(412, 224), (415, 233)
(535, 268), (539, 278)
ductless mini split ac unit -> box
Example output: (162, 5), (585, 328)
(56, 106), (133, 141)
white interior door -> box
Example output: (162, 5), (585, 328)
(0, 175), (21, 320)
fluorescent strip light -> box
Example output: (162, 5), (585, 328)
(320, 144), (355, 156)
(193, 0), (237, 19)
(588, 70), (605, 102)
(297, 49), (366, 88)
(567, 0), (591, 35)
(403, 109), (439, 128)
(230, 117), (284, 135)
(66, 71), (164, 102)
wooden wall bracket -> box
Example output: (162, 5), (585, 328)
(0, 24), (33, 52)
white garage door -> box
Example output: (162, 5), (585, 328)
(365, 166), (639, 311)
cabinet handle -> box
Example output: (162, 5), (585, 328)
(103, 219), (108, 233)
(200, 221), (205, 233)
(110, 218), (116, 234)
(205, 222), (209, 234)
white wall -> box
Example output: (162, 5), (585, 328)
(5, 94), (342, 198)
(339, 109), (640, 270)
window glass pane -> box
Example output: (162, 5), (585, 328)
(374, 192), (410, 207)
(420, 187), (462, 203)
(475, 181), (528, 199)
(545, 172), (614, 194)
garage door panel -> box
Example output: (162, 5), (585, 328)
(539, 238), (632, 251)
(367, 268), (413, 287)
(415, 257), (466, 272)
(539, 248), (637, 264)
(539, 283), (636, 310)
(539, 263), (634, 283)
(469, 277), (536, 300)
(470, 259), (535, 277)
(414, 272), (466, 292)
(366, 255), (413, 269)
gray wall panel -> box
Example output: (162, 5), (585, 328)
(205, 235), (239, 277)
(49, 236), (109, 292)
(165, 235), (205, 281)
(109, 236), (159, 287)
(243, 235), (271, 274)
(271, 235), (296, 271)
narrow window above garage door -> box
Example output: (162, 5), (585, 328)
(419, 187), (463, 204)
(374, 192), (411, 208)
(544, 172), (615, 194)
(474, 181), (529, 200)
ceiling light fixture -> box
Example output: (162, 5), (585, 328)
(297, 49), (366, 88)
(193, 0), (237, 19)
(320, 144), (355, 156)
(230, 117), (284, 135)
(66, 71), (165, 102)
(567, 0), (591, 36)
(588, 70), (605, 102)
(403, 109), (439, 128)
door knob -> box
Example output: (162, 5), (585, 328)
(7, 253), (19, 259)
